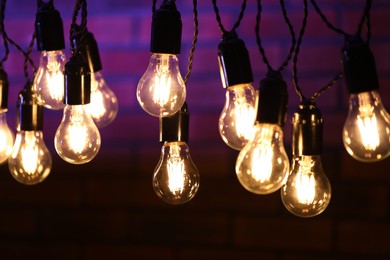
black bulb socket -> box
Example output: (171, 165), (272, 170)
(64, 55), (91, 105)
(150, 0), (182, 54)
(292, 100), (323, 156)
(218, 31), (253, 88)
(16, 82), (44, 131)
(81, 30), (103, 73)
(160, 102), (189, 143)
(0, 69), (9, 111)
(256, 71), (288, 127)
(35, 1), (65, 51)
(341, 35), (379, 94)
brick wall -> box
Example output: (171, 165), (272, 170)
(0, 0), (389, 259)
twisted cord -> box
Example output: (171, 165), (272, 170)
(255, 0), (272, 72)
(23, 31), (37, 81)
(277, 0), (296, 73)
(0, 0), (9, 68)
(311, 72), (343, 101)
(212, 0), (247, 35)
(183, 0), (198, 84)
(70, 0), (87, 56)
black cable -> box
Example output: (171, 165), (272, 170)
(212, 0), (247, 35)
(183, 0), (198, 84)
(356, 0), (372, 37)
(278, 0), (296, 73)
(311, 72), (343, 101)
(0, 0), (9, 69)
(70, 0), (87, 56)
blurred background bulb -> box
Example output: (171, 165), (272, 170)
(137, 53), (186, 117)
(55, 104), (101, 164)
(33, 50), (66, 110)
(219, 83), (257, 150)
(8, 130), (51, 185)
(86, 71), (118, 128)
(0, 111), (14, 164)
(343, 91), (390, 162)
(281, 155), (331, 218)
(236, 123), (289, 194)
(153, 141), (200, 205)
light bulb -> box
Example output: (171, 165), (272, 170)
(137, 53), (186, 117)
(219, 83), (257, 150)
(8, 130), (51, 185)
(153, 141), (200, 205)
(86, 71), (118, 128)
(281, 155), (331, 218)
(0, 112), (14, 164)
(33, 50), (66, 110)
(55, 104), (101, 164)
(236, 123), (289, 194)
(343, 91), (390, 162)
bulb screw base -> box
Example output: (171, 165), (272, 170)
(257, 71), (288, 127)
(150, 0), (182, 54)
(160, 102), (189, 143)
(292, 100), (323, 156)
(17, 82), (44, 131)
(218, 31), (253, 88)
(35, 1), (65, 51)
(342, 35), (379, 94)
(64, 55), (91, 105)
(0, 69), (9, 111)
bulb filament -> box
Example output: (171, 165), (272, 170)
(167, 144), (186, 195)
(296, 157), (316, 204)
(153, 57), (171, 106)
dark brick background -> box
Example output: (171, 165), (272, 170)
(0, 0), (389, 259)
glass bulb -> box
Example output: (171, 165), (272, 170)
(8, 130), (51, 185)
(86, 71), (118, 128)
(219, 83), (257, 150)
(54, 104), (101, 164)
(281, 155), (331, 218)
(236, 123), (289, 194)
(343, 91), (390, 162)
(137, 53), (186, 117)
(0, 112), (14, 164)
(33, 50), (67, 110)
(153, 141), (200, 205)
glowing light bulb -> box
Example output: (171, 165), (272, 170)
(219, 84), (257, 150)
(281, 155), (331, 218)
(343, 91), (390, 162)
(236, 123), (289, 194)
(86, 71), (118, 128)
(0, 112), (14, 164)
(33, 50), (66, 110)
(8, 131), (51, 185)
(137, 53), (186, 117)
(55, 104), (101, 164)
(153, 141), (200, 205)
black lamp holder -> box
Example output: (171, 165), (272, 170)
(0, 68), (9, 111)
(16, 82), (44, 131)
(160, 102), (189, 143)
(64, 55), (91, 105)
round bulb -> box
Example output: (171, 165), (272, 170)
(153, 141), (200, 205)
(137, 53), (186, 117)
(343, 91), (390, 162)
(8, 130), (51, 185)
(54, 104), (101, 164)
(236, 123), (289, 194)
(281, 155), (331, 218)
(219, 83), (257, 150)
(0, 112), (14, 164)
(33, 50), (67, 110)
(86, 71), (118, 128)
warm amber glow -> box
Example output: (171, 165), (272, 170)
(89, 77), (106, 119)
(357, 113), (380, 151)
(152, 59), (171, 106)
(295, 157), (316, 204)
(20, 132), (39, 175)
(167, 144), (185, 194)
(67, 124), (88, 154)
(251, 145), (273, 183)
(45, 67), (64, 102)
(235, 100), (256, 140)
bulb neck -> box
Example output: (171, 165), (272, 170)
(150, 0), (182, 54)
(342, 35), (379, 94)
(0, 68), (9, 111)
(218, 31), (253, 88)
(256, 71), (288, 127)
(292, 100), (323, 156)
(80, 30), (103, 73)
(64, 55), (91, 105)
(16, 82), (44, 131)
(35, 1), (65, 51)
(160, 102), (189, 143)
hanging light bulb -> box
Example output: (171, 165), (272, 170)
(153, 103), (200, 204)
(136, 0), (186, 118)
(236, 72), (289, 194)
(0, 69), (14, 164)
(217, 31), (256, 150)
(54, 55), (101, 164)
(8, 83), (51, 185)
(342, 35), (390, 162)
(79, 29), (118, 128)
(281, 101), (331, 217)
(33, 0), (66, 110)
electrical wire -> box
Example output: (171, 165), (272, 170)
(212, 0), (247, 35)
(183, 0), (198, 84)
(0, 0), (9, 69)
(70, 0), (87, 56)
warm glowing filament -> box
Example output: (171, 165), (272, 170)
(167, 156), (185, 194)
(251, 146), (273, 182)
(21, 136), (39, 175)
(296, 172), (316, 204)
(235, 102), (256, 139)
(89, 90), (106, 119)
(67, 124), (87, 154)
(46, 60), (64, 101)
(0, 130), (7, 151)
(153, 73), (171, 106)
(357, 114), (380, 151)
